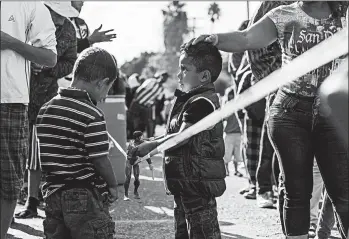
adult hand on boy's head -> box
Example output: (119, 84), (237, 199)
(184, 34), (215, 48)
(108, 186), (119, 203)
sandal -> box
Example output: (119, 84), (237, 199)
(15, 208), (38, 219)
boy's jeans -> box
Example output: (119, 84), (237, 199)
(43, 187), (115, 239)
(174, 195), (221, 239)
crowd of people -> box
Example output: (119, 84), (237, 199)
(1, 1), (348, 239)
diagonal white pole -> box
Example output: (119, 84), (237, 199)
(137, 28), (348, 163)
(108, 132), (127, 158)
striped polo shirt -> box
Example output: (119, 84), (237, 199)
(133, 78), (164, 107)
(36, 87), (109, 198)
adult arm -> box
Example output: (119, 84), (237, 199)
(47, 23), (77, 78)
(26, 2), (58, 66)
(191, 16), (278, 53)
(1, 31), (57, 67)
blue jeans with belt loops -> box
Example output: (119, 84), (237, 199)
(267, 90), (348, 238)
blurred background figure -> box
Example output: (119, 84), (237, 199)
(127, 71), (168, 138)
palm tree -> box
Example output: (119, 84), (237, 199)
(208, 2), (221, 32)
(162, 1), (189, 53)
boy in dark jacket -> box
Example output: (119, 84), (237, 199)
(124, 131), (153, 201)
(134, 42), (226, 239)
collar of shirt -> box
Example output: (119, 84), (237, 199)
(58, 87), (97, 105)
(174, 83), (215, 101)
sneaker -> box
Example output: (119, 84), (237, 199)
(15, 197), (39, 219)
(134, 192), (141, 199)
(124, 195), (130, 201)
(234, 171), (243, 177)
(257, 191), (274, 208)
(239, 187), (250, 195)
(308, 224), (316, 238)
(244, 188), (256, 199)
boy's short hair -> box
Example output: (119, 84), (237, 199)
(180, 42), (222, 83)
(73, 47), (119, 84)
(133, 131), (143, 139)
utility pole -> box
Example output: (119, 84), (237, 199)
(247, 0), (250, 20)
(188, 17), (196, 38)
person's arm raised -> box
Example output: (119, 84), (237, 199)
(191, 16), (278, 53)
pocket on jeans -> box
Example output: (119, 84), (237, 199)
(89, 218), (115, 239)
(63, 189), (88, 214)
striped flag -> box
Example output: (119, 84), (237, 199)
(133, 78), (164, 107)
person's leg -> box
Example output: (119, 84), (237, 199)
(223, 133), (234, 177)
(309, 161), (323, 238)
(133, 164), (140, 199)
(0, 198), (17, 239)
(268, 95), (314, 238)
(15, 169), (42, 218)
(181, 196), (221, 239)
(124, 161), (132, 200)
(174, 195), (189, 239)
(0, 104), (28, 238)
(232, 133), (243, 177)
(244, 119), (262, 199)
(313, 116), (348, 238)
(239, 118), (251, 195)
(316, 190), (336, 239)
(256, 119), (274, 208)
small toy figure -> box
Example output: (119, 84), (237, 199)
(124, 131), (153, 201)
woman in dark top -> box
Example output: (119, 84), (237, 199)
(188, 2), (348, 238)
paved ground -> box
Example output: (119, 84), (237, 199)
(7, 127), (342, 239)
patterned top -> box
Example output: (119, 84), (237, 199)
(37, 88), (109, 199)
(266, 2), (347, 97)
(29, 18), (77, 124)
(247, 1), (294, 83)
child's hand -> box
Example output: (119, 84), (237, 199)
(108, 186), (119, 203)
(135, 141), (158, 157)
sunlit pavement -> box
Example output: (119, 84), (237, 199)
(8, 125), (341, 239)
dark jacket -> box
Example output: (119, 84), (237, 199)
(71, 17), (90, 53)
(29, 19), (77, 124)
(164, 83), (226, 198)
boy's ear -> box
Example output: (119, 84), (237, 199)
(200, 70), (212, 83)
(97, 77), (111, 88)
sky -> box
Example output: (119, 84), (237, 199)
(80, 1), (262, 65)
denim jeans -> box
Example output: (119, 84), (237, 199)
(268, 90), (349, 237)
(43, 187), (115, 239)
(174, 195), (221, 239)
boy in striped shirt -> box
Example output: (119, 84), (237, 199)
(36, 47), (119, 239)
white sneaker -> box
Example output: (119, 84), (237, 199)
(257, 191), (274, 208)
(124, 195), (130, 201)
